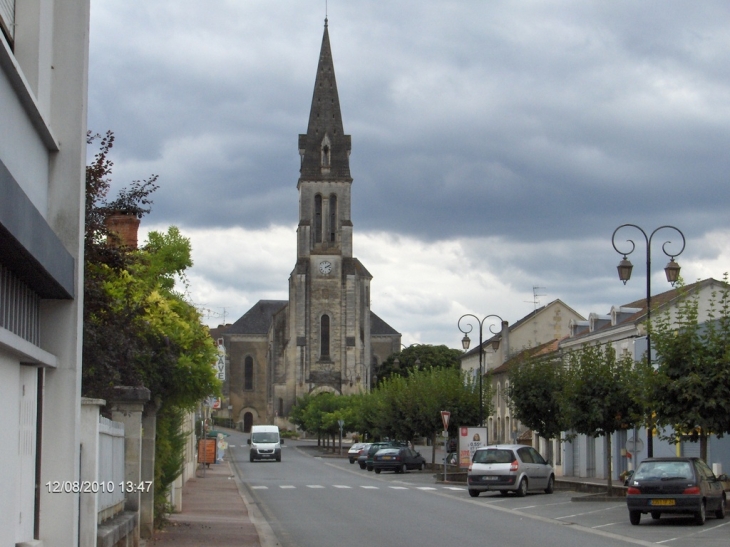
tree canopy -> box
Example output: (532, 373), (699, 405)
(508, 351), (565, 444)
(84, 131), (219, 525)
(561, 344), (641, 492)
(376, 344), (462, 384)
(651, 277), (730, 461)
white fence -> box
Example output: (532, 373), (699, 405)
(97, 416), (125, 521)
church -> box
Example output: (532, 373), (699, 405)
(219, 20), (401, 432)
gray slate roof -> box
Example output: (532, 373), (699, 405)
(225, 300), (399, 337)
(225, 300), (287, 335)
(371, 311), (400, 336)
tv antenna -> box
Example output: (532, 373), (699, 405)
(525, 286), (546, 310)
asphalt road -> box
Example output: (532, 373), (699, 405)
(226, 433), (730, 547)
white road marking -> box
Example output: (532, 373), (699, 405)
(332, 485), (351, 489)
(360, 486), (378, 489)
(389, 486), (408, 490)
(443, 487), (465, 491)
(416, 487), (437, 491)
(280, 485), (295, 489)
(251, 486), (268, 489)
(556, 506), (622, 519)
(306, 485), (324, 488)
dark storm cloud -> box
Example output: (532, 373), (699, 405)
(89, 1), (730, 340)
(89, 1), (730, 244)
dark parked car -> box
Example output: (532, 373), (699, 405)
(467, 444), (554, 497)
(357, 449), (370, 469)
(371, 447), (426, 474)
(362, 441), (401, 471)
(626, 457), (727, 525)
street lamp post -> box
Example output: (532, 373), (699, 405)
(392, 343), (422, 370)
(457, 314), (504, 427)
(611, 223), (685, 458)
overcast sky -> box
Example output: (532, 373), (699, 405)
(87, 1), (730, 348)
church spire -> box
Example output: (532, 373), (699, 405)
(298, 20), (352, 181)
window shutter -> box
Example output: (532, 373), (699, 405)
(0, 0), (15, 43)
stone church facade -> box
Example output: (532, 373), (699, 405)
(221, 21), (401, 432)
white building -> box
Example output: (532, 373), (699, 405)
(1, 2), (90, 545)
(560, 278), (730, 481)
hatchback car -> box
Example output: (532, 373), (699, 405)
(371, 447), (426, 474)
(626, 457), (727, 525)
(467, 444), (554, 497)
(363, 441), (401, 471)
(348, 443), (369, 464)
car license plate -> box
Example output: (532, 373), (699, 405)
(650, 499), (676, 506)
(383, 456), (393, 460)
(482, 476), (498, 481)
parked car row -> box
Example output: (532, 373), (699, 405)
(347, 441), (727, 528)
(348, 441), (426, 474)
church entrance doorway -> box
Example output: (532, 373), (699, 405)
(243, 412), (253, 433)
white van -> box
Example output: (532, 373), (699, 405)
(248, 425), (282, 462)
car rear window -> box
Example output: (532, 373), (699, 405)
(634, 461), (693, 480)
(472, 449), (514, 464)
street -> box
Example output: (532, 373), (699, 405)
(225, 432), (730, 547)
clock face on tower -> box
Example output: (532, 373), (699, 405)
(318, 261), (332, 275)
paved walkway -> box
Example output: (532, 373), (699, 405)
(150, 460), (271, 547)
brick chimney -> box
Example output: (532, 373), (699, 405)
(105, 211), (140, 249)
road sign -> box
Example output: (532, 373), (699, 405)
(626, 436), (644, 455)
(441, 410), (450, 430)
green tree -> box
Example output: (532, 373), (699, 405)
(508, 350), (565, 461)
(377, 344), (462, 384)
(651, 277), (730, 461)
(561, 344), (641, 494)
(83, 131), (219, 525)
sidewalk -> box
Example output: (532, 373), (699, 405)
(150, 460), (270, 547)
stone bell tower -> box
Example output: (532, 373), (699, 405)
(275, 19), (373, 409)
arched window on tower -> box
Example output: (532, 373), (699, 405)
(329, 194), (337, 243)
(314, 194), (322, 243)
(244, 356), (254, 390)
(321, 314), (330, 358)
(321, 135), (331, 168)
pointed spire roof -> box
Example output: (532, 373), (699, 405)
(298, 19), (352, 181)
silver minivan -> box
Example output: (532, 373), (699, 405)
(467, 444), (554, 497)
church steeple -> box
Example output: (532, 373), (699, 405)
(298, 19), (352, 182)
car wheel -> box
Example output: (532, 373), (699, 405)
(695, 501), (706, 525)
(468, 489), (480, 498)
(359, 463), (366, 469)
(249, 453), (255, 462)
(419, 463), (424, 471)
(516, 478), (527, 497)
(367, 465), (373, 472)
(276, 455), (281, 462)
(545, 475), (554, 494)
(349, 459), (355, 464)
(401, 463), (407, 474)
(629, 511), (641, 525)
(499, 490), (508, 496)
(374, 468), (381, 474)
(716, 495), (726, 520)
(650, 512), (661, 520)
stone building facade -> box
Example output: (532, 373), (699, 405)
(221, 21), (401, 431)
